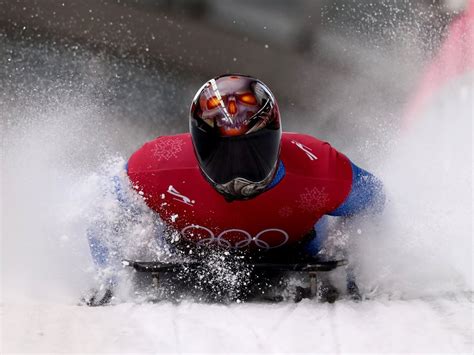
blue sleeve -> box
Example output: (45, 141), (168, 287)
(87, 221), (111, 267)
(86, 164), (173, 279)
(86, 171), (130, 274)
(328, 161), (385, 216)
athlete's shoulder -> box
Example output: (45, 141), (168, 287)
(282, 132), (340, 152)
(128, 133), (197, 174)
(282, 132), (325, 145)
(281, 132), (352, 180)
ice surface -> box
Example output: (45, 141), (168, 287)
(2, 295), (472, 353)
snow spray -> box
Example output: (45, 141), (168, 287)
(1, 6), (472, 304)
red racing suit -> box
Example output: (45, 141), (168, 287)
(127, 132), (353, 253)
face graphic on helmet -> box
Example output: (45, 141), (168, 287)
(191, 74), (280, 136)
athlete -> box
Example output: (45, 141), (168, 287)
(84, 74), (385, 306)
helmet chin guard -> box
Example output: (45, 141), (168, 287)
(212, 163), (278, 202)
(190, 74), (282, 200)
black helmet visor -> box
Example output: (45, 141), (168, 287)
(191, 125), (281, 185)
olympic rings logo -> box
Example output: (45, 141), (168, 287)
(181, 225), (289, 250)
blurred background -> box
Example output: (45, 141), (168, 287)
(1, 0), (469, 160)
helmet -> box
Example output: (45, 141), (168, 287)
(190, 74), (282, 201)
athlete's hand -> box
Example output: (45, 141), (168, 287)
(81, 286), (114, 307)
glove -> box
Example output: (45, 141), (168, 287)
(81, 286), (114, 306)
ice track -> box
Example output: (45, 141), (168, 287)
(2, 294), (472, 353)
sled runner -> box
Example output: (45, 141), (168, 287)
(122, 258), (359, 303)
(121, 259), (347, 272)
(82, 258), (360, 306)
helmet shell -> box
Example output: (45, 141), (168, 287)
(190, 74), (282, 192)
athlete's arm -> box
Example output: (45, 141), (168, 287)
(305, 161), (384, 257)
(86, 164), (174, 286)
(328, 161), (385, 216)
(86, 174), (129, 287)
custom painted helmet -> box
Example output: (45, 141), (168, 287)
(190, 74), (282, 200)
